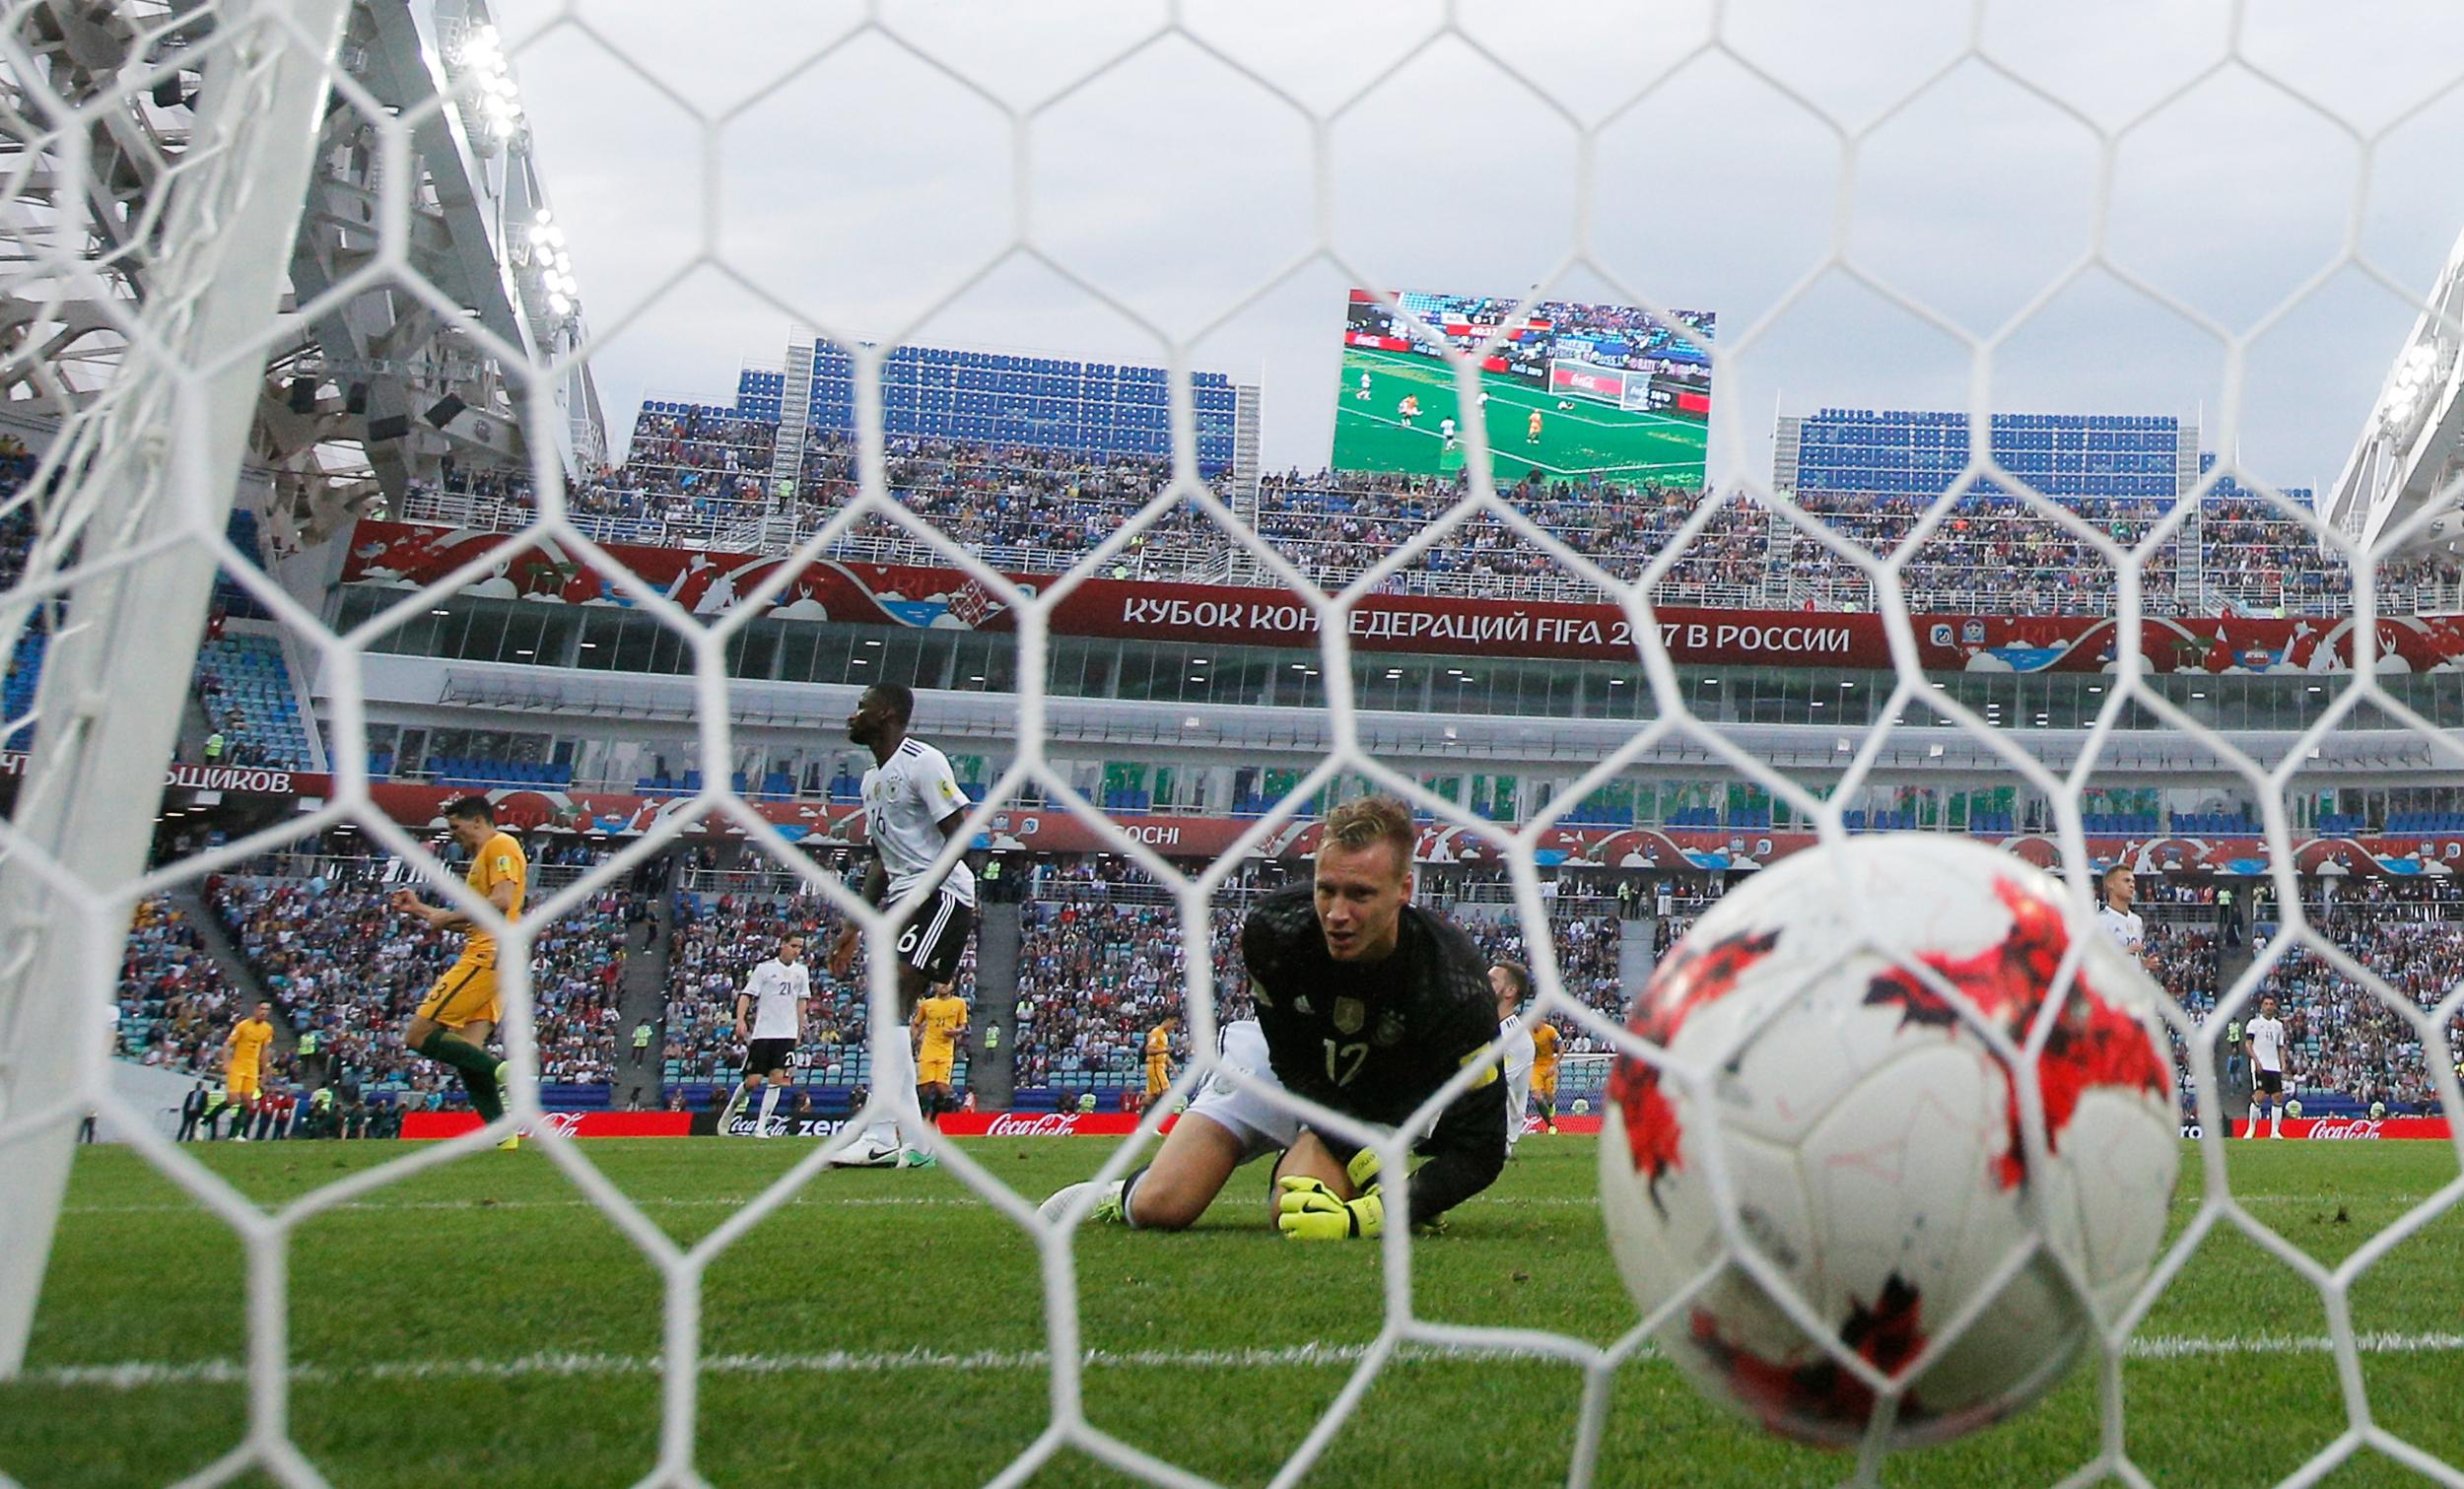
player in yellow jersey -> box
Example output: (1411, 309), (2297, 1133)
(910, 981), (969, 1127)
(1144, 1015), (1178, 1103)
(1530, 1016), (1561, 1134)
(203, 999), (276, 1140)
(392, 795), (526, 1143)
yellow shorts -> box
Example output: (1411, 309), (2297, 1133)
(417, 959), (501, 1029)
(918, 1054), (954, 1086)
(1534, 1077), (1558, 1102)
(224, 1069), (259, 1101)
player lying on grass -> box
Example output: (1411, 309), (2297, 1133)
(392, 794), (523, 1147)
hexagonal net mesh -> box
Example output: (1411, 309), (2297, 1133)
(1, 2), (2462, 1486)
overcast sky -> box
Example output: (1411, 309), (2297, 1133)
(496, 0), (2464, 495)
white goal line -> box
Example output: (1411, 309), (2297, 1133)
(59, 1191), (2429, 1217)
(27, 1332), (2464, 1392)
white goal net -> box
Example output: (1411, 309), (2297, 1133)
(3, 3), (2463, 1487)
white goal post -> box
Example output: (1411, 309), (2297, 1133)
(1546, 356), (1652, 411)
(0, 0), (355, 1376)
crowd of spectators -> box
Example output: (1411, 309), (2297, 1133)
(392, 417), (2464, 619)
(114, 895), (246, 1075)
(2141, 917), (2221, 1110)
(1012, 897), (1201, 1093)
(2246, 911), (2462, 1113)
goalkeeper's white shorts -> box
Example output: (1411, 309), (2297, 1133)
(1184, 1019), (1300, 1163)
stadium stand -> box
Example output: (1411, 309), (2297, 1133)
(400, 410), (2464, 618)
(191, 633), (313, 768)
(2244, 892), (2464, 1114)
(795, 344), (1237, 473)
(114, 894), (247, 1075)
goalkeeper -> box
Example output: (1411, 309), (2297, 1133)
(1241, 795), (1507, 1241)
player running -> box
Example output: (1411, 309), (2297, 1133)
(1143, 1015), (1177, 1105)
(1527, 408), (1543, 443)
(911, 981), (969, 1127)
(720, 932), (809, 1136)
(393, 795), (523, 1147)
(827, 683), (976, 1169)
(1038, 1018), (1299, 1231)
(1492, 962), (1535, 1157)
(1247, 795), (1507, 1240)
(2244, 994), (2290, 1139)
(1399, 393), (1420, 428)
(1356, 370), (1371, 401)
(204, 999), (275, 1140)
(1439, 415), (1459, 452)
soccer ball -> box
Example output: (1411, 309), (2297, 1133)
(1598, 837), (2177, 1449)
(2286, 1099), (2303, 1119)
(1572, 1098), (1590, 1116)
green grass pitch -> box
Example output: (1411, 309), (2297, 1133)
(1331, 346), (1710, 484)
(6, 1138), (2461, 1486)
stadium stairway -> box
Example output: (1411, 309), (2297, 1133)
(613, 880), (673, 1110)
(2210, 894), (2257, 1118)
(166, 879), (295, 1063)
(969, 901), (1021, 1110)
(1620, 915), (1657, 991)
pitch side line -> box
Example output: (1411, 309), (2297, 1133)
(60, 1191), (2429, 1216)
(26, 1332), (2464, 1390)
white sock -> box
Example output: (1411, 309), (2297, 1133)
(859, 1034), (918, 1152)
(2246, 1103), (2261, 1137)
(2270, 1108), (2282, 1137)
(879, 1036), (921, 1142)
(756, 1083), (781, 1133)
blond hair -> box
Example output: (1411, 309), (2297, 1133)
(1320, 794), (1416, 878)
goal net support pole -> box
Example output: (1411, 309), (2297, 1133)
(0, 0), (350, 1377)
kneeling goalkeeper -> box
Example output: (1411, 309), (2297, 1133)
(1243, 795), (1507, 1241)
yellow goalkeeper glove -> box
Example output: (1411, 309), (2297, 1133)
(1276, 1175), (1383, 1240)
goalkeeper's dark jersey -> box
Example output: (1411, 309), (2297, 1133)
(1241, 885), (1507, 1224)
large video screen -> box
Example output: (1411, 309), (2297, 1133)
(1333, 289), (1713, 483)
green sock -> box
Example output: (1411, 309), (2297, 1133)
(417, 1029), (503, 1122)
(458, 1069), (505, 1124)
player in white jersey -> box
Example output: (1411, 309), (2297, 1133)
(2097, 863), (2145, 955)
(720, 932), (810, 1136)
(1439, 415), (1459, 451)
(1491, 962), (1536, 1156)
(2243, 993), (2290, 1139)
(1038, 1018), (1302, 1231)
(1356, 370), (1371, 401)
(828, 683), (977, 1169)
